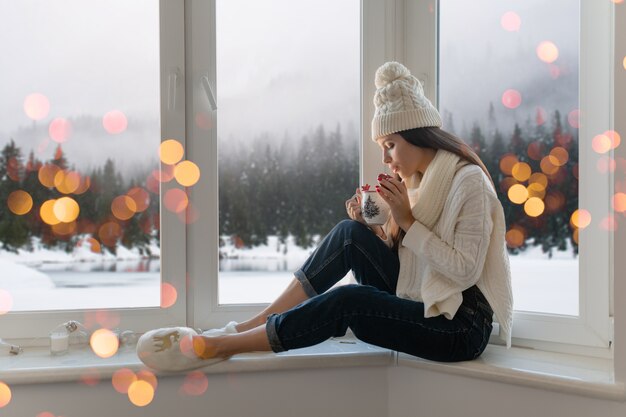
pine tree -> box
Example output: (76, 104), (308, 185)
(0, 141), (30, 250)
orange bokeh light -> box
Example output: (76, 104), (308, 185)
(0, 382), (11, 408)
(597, 156), (617, 174)
(174, 160), (201, 187)
(511, 162), (531, 182)
(500, 11), (521, 32)
(0, 289), (13, 315)
(505, 227), (525, 248)
(136, 370), (158, 390)
(529, 172), (548, 189)
(40, 199), (61, 225)
(152, 165), (175, 183)
(52, 221), (77, 237)
(164, 188), (189, 213)
(613, 193), (626, 212)
(103, 110), (128, 135)
(98, 222), (122, 247)
(127, 187), (150, 212)
(549, 147), (569, 166)
(537, 41), (559, 63)
(502, 89), (522, 109)
(600, 215), (618, 232)
(524, 197), (545, 217)
(112, 368), (137, 394)
(74, 175), (91, 195)
(39, 164), (61, 188)
(53, 197), (80, 223)
(48, 118), (72, 143)
(128, 380), (155, 407)
(90, 328), (119, 358)
(36, 412), (55, 417)
(605, 130), (621, 150)
(527, 183), (546, 199)
(540, 156), (559, 175)
(23, 93), (50, 121)
(161, 282), (178, 308)
(499, 154), (519, 175)
(571, 209), (592, 229)
(159, 139), (184, 165)
(111, 195), (137, 221)
(54, 170), (81, 194)
(7, 190), (33, 215)
(592, 134), (612, 154)
(180, 371), (209, 396)
(508, 184), (529, 204)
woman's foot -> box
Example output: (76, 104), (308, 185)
(193, 335), (224, 359)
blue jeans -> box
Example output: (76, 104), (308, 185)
(265, 220), (494, 362)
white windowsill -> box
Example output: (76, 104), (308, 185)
(2, 338), (624, 402)
(398, 345), (625, 401)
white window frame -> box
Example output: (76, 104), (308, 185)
(189, 0), (614, 355)
(0, 0), (188, 340)
(406, 0), (613, 353)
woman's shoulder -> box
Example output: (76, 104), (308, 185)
(450, 164), (498, 201)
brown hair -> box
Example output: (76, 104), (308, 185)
(386, 127), (495, 250)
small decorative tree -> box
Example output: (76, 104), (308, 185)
(363, 197), (380, 219)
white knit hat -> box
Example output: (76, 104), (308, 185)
(371, 62), (442, 140)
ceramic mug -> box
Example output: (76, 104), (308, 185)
(361, 190), (390, 225)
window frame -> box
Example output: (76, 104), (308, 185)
(0, 0), (188, 340)
(190, 0), (613, 354)
(424, 0), (613, 352)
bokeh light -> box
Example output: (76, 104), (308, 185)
(52, 221), (77, 237)
(592, 134), (612, 154)
(600, 215), (617, 232)
(90, 328), (119, 358)
(0, 382), (11, 408)
(537, 41), (559, 63)
(0, 290), (13, 315)
(508, 184), (529, 204)
(98, 222), (122, 247)
(128, 380), (154, 407)
(623, 55), (626, 70)
(195, 112), (212, 130)
(180, 371), (209, 396)
(613, 193), (626, 213)
(103, 110), (128, 135)
(36, 412), (55, 417)
(597, 156), (616, 174)
(500, 11), (521, 32)
(53, 197), (80, 223)
(164, 188), (189, 213)
(527, 183), (546, 199)
(511, 162), (531, 182)
(499, 154), (519, 175)
(174, 160), (201, 187)
(527, 141), (545, 160)
(544, 191), (565, 213)
(83, 237), (102, 254)
(499, 177), (518, 194)
(54, 170), (81, 194)
(7, 190), (33, 215)
(111, 195), (137, 221)
(505, 226), (525, 248)
(112, 368), (137, 394)
(136, 370), (158, 390)
(540, 156), (559, 175)
(40, 199), (61, 225)
(161, 282), (178, 308)
(74, 175), (91, 195)
(127, 187), (150, 212)
(535, 106), (547, 126)
(571, 209), (591, 229)
(502, 89), (522, 109)
(605, 130), (621, 150)
(79, 367), (101, 386)
(568, 109), (580, 129)
(159, 139), (184, 165)
(23, 93), (50, 121)
(549, 147), (569, 166)
(524, 197), (545, 217)
(39, 164), (61, 188)
(48, 118), (72, 143)
(151, 165), (175, 183)
(529, 172), (548, 189)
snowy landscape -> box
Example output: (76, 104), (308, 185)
(0, 235), (578, 316)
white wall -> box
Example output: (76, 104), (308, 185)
(5, 367), (389, 417)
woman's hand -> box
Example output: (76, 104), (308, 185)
(376, 177), (414, 232)
(345, 187), (367, 225)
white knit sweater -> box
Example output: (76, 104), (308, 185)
(383, 164), (514, 347)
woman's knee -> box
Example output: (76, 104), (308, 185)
(333, 219), (371, 240)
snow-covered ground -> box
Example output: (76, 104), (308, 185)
(0, 236), (578, 315)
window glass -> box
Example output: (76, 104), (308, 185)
(439, 0), (580, 315)
(0, 0), (161, 311)
(216, 0), (360, 304)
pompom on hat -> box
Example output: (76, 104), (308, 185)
(371, 61), (442, 141)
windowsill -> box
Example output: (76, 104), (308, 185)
(398, 345), (625, 401)
(2, 339), (624, 402)
(0, 335), (395, 386)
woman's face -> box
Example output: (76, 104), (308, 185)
(376, 133), (436, 180)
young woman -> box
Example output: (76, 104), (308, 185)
(138, 62), (513, 371)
